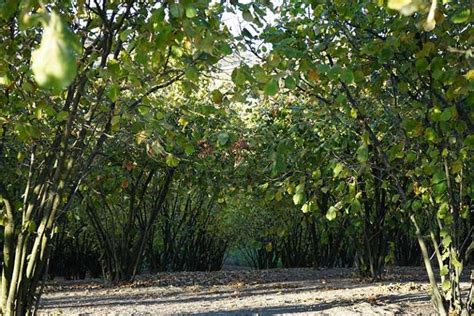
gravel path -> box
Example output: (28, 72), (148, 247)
(38, 267), (459, 315)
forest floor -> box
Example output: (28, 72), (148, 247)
(38, 266), (471, 315)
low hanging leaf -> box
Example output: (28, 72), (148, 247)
(31, 13), (81, 90)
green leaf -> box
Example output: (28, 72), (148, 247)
(170, 4), (184, 18)
(56, 111), (69, 122)
(284, 76), (296, 89)
(185, 66), (199, 81)
(107, 83), (120, 102)
(441, 280), (451, 292)
(275, 191), (283, 201)
(166, 154), (180, 167)
(138, 106), (149, 116)
(312, 169), (321, 179)
(351, 198), (362, 212)
(219, 43), (233, 55)
(31, 12), (81, 90)
(155, 111), (165, 120)
(263, 79), (279, 96)
(451, 254), (463, 270)
(293, 192), (304, 205)
(119, 29), (133, 41)
(0, 75), (11, 86)
(242, 28), (253, 38)
(326, 206), (338, 221)
(411, 200), (422, 211)
(333, 163), (344, 177)
(301, 201), (316, 213)
(211, 90), (223, 104)
(424, 128), (438, 142)
(401, 119), (418, 132)
(437, 202), (449, 219)
(111, 115), (121, 128)
(415, 58), (429, 71)
(242, 9), (254, 22)
(171, 46), (183, 57)
(406, 152), (416, 162)
(27, 220), (37, 233)
(356, 144), (369, 163)
(295, 183), (305, 193)
(442, 234), (452, 248)
(271, 152), (286, 176)
(341, 69), (354, 84)
(259, 182), (269, 192)
(217, 132), (229, 145)
(185, 6), (197, 18)
(0, 214), (6, 227)
(464, 134), (474, 148)
(451, 8), (471, 23)
(350, 107), (358, 118)
(231, 68), (247, 85)
(440, 265), (449, 277)
(15, 123), (40, 141)
(440, 107), (457, 122)
(184, 144), (195, 156)
(254, 67), (269, 83)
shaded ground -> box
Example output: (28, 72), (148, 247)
(38, 267), (467, 315)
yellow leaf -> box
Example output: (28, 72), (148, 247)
(465, 69), (474, 80)
(388, 0), (421, 16)
(265, 242), (273, 252)
(135, 131), (147, 144)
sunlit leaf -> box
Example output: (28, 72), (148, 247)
(31, 13), (81, 90)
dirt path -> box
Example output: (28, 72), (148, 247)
(38, 267), (454, 315)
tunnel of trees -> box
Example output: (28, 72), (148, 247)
(0, 0), (472, 315)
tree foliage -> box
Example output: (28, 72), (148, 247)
(0, 0), (472, 315)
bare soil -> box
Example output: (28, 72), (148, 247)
(38, 267), (468, 315)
